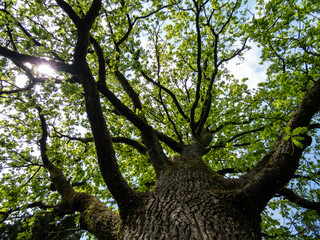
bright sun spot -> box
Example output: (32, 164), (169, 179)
(37, 64), (55, 76)
(15, 63), (57, 88)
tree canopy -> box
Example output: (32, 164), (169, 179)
(0, 0), (319, 239)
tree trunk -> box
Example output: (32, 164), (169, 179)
(121, 161), (262, 240)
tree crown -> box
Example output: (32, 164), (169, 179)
(0, 0), (319, 239)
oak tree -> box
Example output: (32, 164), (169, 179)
(0, 0), (319, 239)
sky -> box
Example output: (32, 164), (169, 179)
(227, 42), (268, 89)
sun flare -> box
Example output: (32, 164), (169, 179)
(37, 64), (55, 76)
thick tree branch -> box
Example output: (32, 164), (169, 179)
(65, 0), (169, 178)
(37, 106), (77, 198)
(0, 48), (67, 95)
(89, 36), (106, 83)
(190, 1), (203, 133)
(6, 25), (17, 51)
(309, 123), (320, 129)
(37, 107), (50, 167)
(56, 0), (101, 65)
(194, 67), (218, 136)
(194, 0), (246, 136)
(91, 35), (143, 111)
(241, 79), (320, 211)
(83, 0), (101, 28)
(155, 130), (184, 153)
(97, 81), (171, 172)
(194, 16), (219, 136)
(55, 0), (81, 27)
(81, 71), (142, 215)
(196, 41), (248, 136)
(91, 31), (171, 171)
(56, 0), (142, 215)
(278, 188), (320, 215)
(100, 6), (145, 112)
(112, 137), (147, 154)
(36, 107), (121, 239)
(114, 70), (143, 110)
(0, 46), (74, 73)
(76, 194), (120, 240)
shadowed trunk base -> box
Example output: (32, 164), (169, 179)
(122, 161), (262, 240)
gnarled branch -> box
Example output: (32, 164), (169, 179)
(241, 79), (320, 211)
(36, 106), (121, 239)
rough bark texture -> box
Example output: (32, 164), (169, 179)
(121, 160), (261, 240)
(76, 193), (121, 240)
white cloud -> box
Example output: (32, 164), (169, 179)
(227, 43), (268, 89)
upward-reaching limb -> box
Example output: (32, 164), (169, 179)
(36, 106), (120, 240)
(240, 79), (320, 211)
(55, 0), (141, 215)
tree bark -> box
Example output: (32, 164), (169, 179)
(120, 160), (261, 240)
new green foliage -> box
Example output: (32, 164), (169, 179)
(0, 0), (319, 239)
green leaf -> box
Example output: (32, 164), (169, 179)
(292, 139), (303, 149)
(292, 127), (308, 136)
